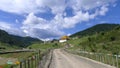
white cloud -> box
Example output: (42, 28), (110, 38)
(0, 0), (116, 40)
(15, 19), (19, 23)
(99, 6), (109, 16)
(69, 0), (116, 11)
(63, 11), (90, 28)
(0, 0), (66, 14)
(22, 13), (65, 39)
(42, 0), (66, 14)
(0, 22), (11, 29)
(0, 22), (25, 36)
(0, 0), (114, 14)
(0, 0), (47, 14)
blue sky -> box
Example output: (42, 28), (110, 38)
(0, 0), (120, 40)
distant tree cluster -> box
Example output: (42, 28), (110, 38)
(0, 29), (42, 47)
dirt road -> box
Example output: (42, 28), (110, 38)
(49, 49), (115, 68)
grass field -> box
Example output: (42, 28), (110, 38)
(28, 42), (62, 51)
(0, 42), (19, 52)
(0, 42), (61, 68)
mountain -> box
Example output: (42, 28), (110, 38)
(0, 29), (42, 47)
(68, 24), (120, 54)
(71, 24), (120, 37)
(79, 25), (120, 54)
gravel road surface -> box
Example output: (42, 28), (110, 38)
(49, 49), (115, 68)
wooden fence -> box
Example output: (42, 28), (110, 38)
(10, 49), (51, 68)
(65, 49), (120, 68)
(0, 50), (35, 54)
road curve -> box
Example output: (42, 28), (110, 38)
(49, 49), (115, 68)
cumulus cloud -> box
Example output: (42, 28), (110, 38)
(22, 13), (65, 39)
(99, 6), (109, 15)
(69, 0), (116, 11)
(0, 0), (116, 40)
(0, 0), (47, 14)
(0, 0), (115, 14)
(63, 11), (90, 28)
(0, 22), (25, 36)
(0, 0), (66, 14)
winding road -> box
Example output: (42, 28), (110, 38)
(49, 49), (115, 68)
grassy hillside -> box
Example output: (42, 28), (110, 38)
(68, 24), (120, 54)
(0, 29), (42, 48)
(28, 42), (62, 51)
(71, 24), (119, 37)
(0, 42), (19, 51)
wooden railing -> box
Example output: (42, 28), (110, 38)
(10, 49), (52, 68)
(0, 49), (35, 54)
(65, 49), (120, 68)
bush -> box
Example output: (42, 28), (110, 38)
(110, 36), (116, 41)
(101, 32), (105, 35)
(115, 26), (120, 30)
(88, 37), (91, 42)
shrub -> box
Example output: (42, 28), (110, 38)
(88, 37), (91, 42)
(101, 32), (105, 35)
(110, 36), (116, 41)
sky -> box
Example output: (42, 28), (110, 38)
(0, 0), (120, 40)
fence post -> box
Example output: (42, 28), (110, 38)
(99, 54), (102, 62)
(87, 52), (89, 58)
(94, 53), (96, 60)
(98, 54), (100, 61)
(96, 54), (98, 61)
(111, 55), (115, 66)
(95, 53), (98, 60)
(90, 52), (92, 59)
(109, 55), (111, 65)
(28, 59), (30, 68)
(107, 55), (109, 64)
(10, 65), (14, 68)
(101, 54), (103, 63)
(39, 50), (41, 60)
(35, 55), (37, 68)
(102, 54), (105, 63)
(116, 55), (119, 68)
(81, 52), (83, 56)
(37, 53), (40, 65)
(92, 53), (94, 60)
(24, 60), (27, 68)
(20, 62), (22, 68)
(31, 58), (33, 68)
(104, 54), (107, 64)
(110, 55), (112, 65)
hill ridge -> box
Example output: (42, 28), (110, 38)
(0, 29), (42, 47)
(71, 23), (120, 37)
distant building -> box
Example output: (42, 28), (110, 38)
(59, 40), (67, 43)
(59, 36), (69, 43)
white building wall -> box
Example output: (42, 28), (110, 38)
(59, 40), (67, 43)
